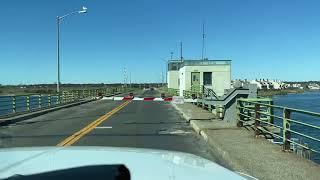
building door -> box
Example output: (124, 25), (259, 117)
(191, 72), (200, 88)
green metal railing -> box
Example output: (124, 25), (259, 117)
(167, 88), (179, 96)
(0, 87), (133, 118)
(237, 98), (320, 156)
(183, 85), (203, 99)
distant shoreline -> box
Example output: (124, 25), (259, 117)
(258, 89), (307, 97)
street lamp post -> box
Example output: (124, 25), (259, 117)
(56, 6), (87, 93)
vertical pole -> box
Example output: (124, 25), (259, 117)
(254, 104), (261, 137)
(165, 60), (168, 84)
(201, 21), (205, 60)
(57, 93), (60, 105)
(130, 72), (132, 88)
(38, 95), (42, 109)
(180, 41), (183, 62)
(57, 16), (61, 93)
(283, 108), (291, 151)
(236, 100), (243, 127)
(12, 96), (16, 113)
(269, 100), (274, 124)
(26, 95), (30, 111)
(62, 92), (65, 103)
(48, 94), (51, 107)
(161, 70), (164, 86)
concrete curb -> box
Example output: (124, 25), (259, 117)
(0, 99), (95, 126)
(190, 120), (209, 142)
(173, 102), (234, 169)
(172, 103), (209, 142)
(189, 120), (233, 168)
(171, 103), (192, 122)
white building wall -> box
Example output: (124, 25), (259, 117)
(167, 71), (179, 89)
(178, 65), (231, 96)
(178, 67), (186, 96)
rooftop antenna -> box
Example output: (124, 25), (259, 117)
(180, 41), (183, 62)
(170, 52), (173, 61)
(201, 21), (206, 60)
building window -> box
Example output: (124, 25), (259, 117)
(172, 65), (177, 70)
(203, 72), (212, 85)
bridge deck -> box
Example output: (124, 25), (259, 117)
(0, 90), (218, 163)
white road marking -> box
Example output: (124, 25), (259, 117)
(184, 99), (197, 103)
(95, 126), (113, 129)
(113, 97), (123, 100)
(133, 97), (144, 100)
(102, 97), (114, 100)
(153, 98), (164, 101)
(158, 129), (191, 135)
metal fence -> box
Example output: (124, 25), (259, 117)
(167, 88), (179, 96)
(0, 87), (131, 118)
(183, 85), (204, 99)
(237, 98), (320, 160)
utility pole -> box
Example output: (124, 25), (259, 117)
(161, 70), (164, 86)
(201, 21), (206, 60)
(123, 67), (127, 88)
(57, 16), (60, 93)
(129, 72), (132, 87)
(180, 41), (183, 62)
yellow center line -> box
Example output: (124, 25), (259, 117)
(57, 100), (132, 146)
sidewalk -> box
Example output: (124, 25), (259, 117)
(172, 102), (320, 180)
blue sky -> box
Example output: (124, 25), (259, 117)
(0, 0), (320, 85)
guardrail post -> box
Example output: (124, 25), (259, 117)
(283, 108), (291, 151)
(56, 94), (59, 105)
(254, 104), (261, 137)
(26, 95), (30, 111)
(48, 94), (51, 107)
(68, 92), (71, 102)
(62, 92), (65, 103)
(236, 100), (243, 127)
(38, 95), (42, 109)
(12, 96), (16, 113)
(269, 100), (274, 124)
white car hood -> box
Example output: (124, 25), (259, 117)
(0, 146), (245, 179)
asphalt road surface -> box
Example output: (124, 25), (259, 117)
(0, 90), (218, 162)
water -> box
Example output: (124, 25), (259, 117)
(272, 91), (320, 163)
(0, 95), (59, 116)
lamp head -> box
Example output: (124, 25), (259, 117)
(79, 6), (87, 13)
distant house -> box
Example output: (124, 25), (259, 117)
(269, 80), (283, 90)
(248, 79), (286, 90)
(250, 80), (262, 89)
(260, 80), (269, 90)
(308, 83), (320, 90)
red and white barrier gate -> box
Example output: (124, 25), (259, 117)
(101, 96), (196, 103)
